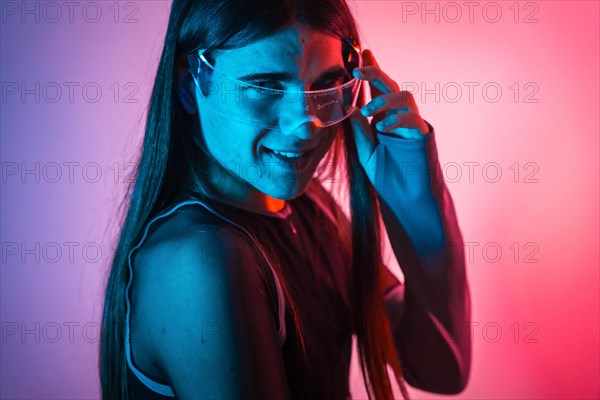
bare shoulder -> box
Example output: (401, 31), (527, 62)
(136, 205), (259, 271)
(132, 204), (269, 340)
(130, 204), (290, 398)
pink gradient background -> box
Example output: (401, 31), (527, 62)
(1, 1), (598, 399)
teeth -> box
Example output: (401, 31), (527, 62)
(271, 149), (303, 158)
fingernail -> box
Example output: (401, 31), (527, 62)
(360, 106), (370, 116)
(352, 68), (361, 78)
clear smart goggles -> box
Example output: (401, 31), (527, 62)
(191, 38), (363, 133)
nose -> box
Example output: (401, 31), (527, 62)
(278, 89), (322, 139)
(280, 118), (322, 140)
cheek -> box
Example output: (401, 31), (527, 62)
(201, 115), (257, 163)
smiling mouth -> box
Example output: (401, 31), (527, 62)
(263, 145), (318, 171)
(263, 143), (318, 157)
(267, 149), (305, 158)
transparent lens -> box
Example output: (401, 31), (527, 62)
(193, 39), (362, 132)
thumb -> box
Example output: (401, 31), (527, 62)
(348, 106), (378, 185)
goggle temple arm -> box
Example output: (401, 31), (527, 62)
(187, 49), (213, 97)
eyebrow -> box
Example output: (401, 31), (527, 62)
(236, 65), (349, 83)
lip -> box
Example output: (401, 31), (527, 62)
(262, 145), (318, 171)
(265, 145), (318, 155)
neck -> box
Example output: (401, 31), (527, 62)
(185, 168), (286, 214)
(263, 196), (286, 212)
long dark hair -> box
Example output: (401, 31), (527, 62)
(99, 0), (409, 399)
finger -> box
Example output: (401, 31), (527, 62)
(361, 50), (386, 98)
(360, 91), (418, 118)
(361, 50), (385, 99)
(375, 112), (429, 138)
(353, 50), (399, 96)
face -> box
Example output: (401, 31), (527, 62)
(191, 23), (348, 203)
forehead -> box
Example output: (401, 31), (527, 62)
(213, 24), (343, 76)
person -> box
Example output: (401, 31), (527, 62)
(99, 0), (472, 399)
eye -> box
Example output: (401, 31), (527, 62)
(312, 75), (351, 90)
(252, 80), (284, 91)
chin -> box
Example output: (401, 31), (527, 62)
(262, 182), (304, 201)
(260, 170), (314, 200)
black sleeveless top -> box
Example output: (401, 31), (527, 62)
(125, 184), (355, 399)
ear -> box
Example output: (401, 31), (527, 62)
(175, 53), (198, 114)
